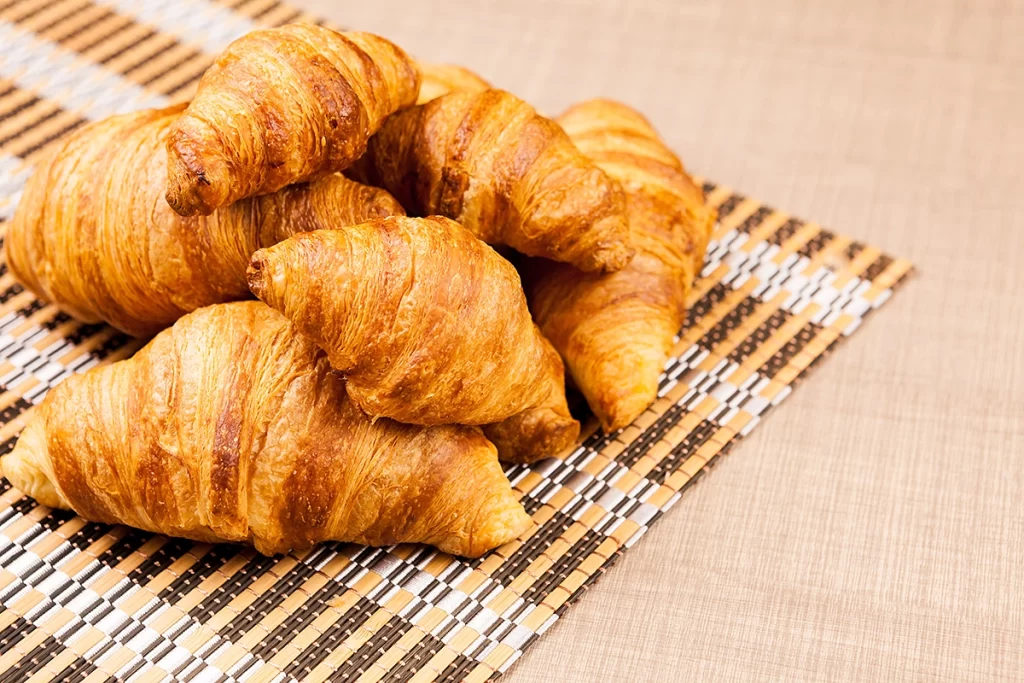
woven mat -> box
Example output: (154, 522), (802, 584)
(0, 0), (913, 681)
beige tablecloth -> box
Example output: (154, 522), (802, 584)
(295, 1), (1024, 680)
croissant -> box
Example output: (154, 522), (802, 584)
(480, 374), (581, 465)
(1, 301), (531, 557)
(248, 216), (579, 463)
(5, 105), (404, 338)
(416, 62), (489, 104)
(165, 24), (420, 216)
(524, 99), (716, 432)
(350, 89), (633, 273)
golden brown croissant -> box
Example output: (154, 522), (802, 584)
(415, 62), (490, 104)
(247, 216), (579, 463)
(0, 301), (530, 557)
(165, 24), (420, 216)
(350, 89), (633, 273)
(524, 99), (716, 432)
(480, 374), (581, 465)
(6, 105), (404, 338)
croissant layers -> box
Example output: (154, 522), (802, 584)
(5, 105), (404, 337)
(351, 89), (633, 273)
(248, 216), (580, 463)
(0, 302), (531, 557)
(415, 62), (490, 104)
(525, 99), (715, 431)
(166, 24), (420, 216)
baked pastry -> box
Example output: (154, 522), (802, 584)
(351, 89), (633, 272)
(416, 62), (489, 103)
(481, 371), (581, 465)
(165, 24), (419, 216)
(6, 105), (404, 338)
(248, 216), (580, 462)
(1, 301), (530, 557)
(524, 99), (715, 431)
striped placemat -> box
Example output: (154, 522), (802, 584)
(0, 1), (914, 681)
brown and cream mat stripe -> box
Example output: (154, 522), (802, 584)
(0, 1), (914, 680)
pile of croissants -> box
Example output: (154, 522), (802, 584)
(0, 24), (715, 557)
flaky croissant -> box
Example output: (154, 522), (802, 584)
(1, 301), (530, 557)
(480, 371), (581, 465)
(416, 62), (490, 104)
(166, 24), (419, 216)
(248, 216), (579, 463)
(6, 105), (404, 338)
(350, 89), (633, 273)
(524, 99), (716, 432)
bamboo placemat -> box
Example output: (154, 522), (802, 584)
(0, 0), (913, 680)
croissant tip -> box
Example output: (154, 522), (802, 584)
(459, 501), (532, 558)
(490, 412), (581, 466)
(575, 237), (635, 274)
(549, 416), (582, 454)
(164, 124), (224, 216)
(246, 251), (270, 298)
(4, 419), (68, 510)
(165, 168), (214, 217)
(164, 192), (203, 217)
(604, 245), (636, 272)
(502, 506), (535, 547)
(600, 411), (641, 434)
(591, 372), (661, 434)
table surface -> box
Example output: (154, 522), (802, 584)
(295, 1), (1023, 680)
